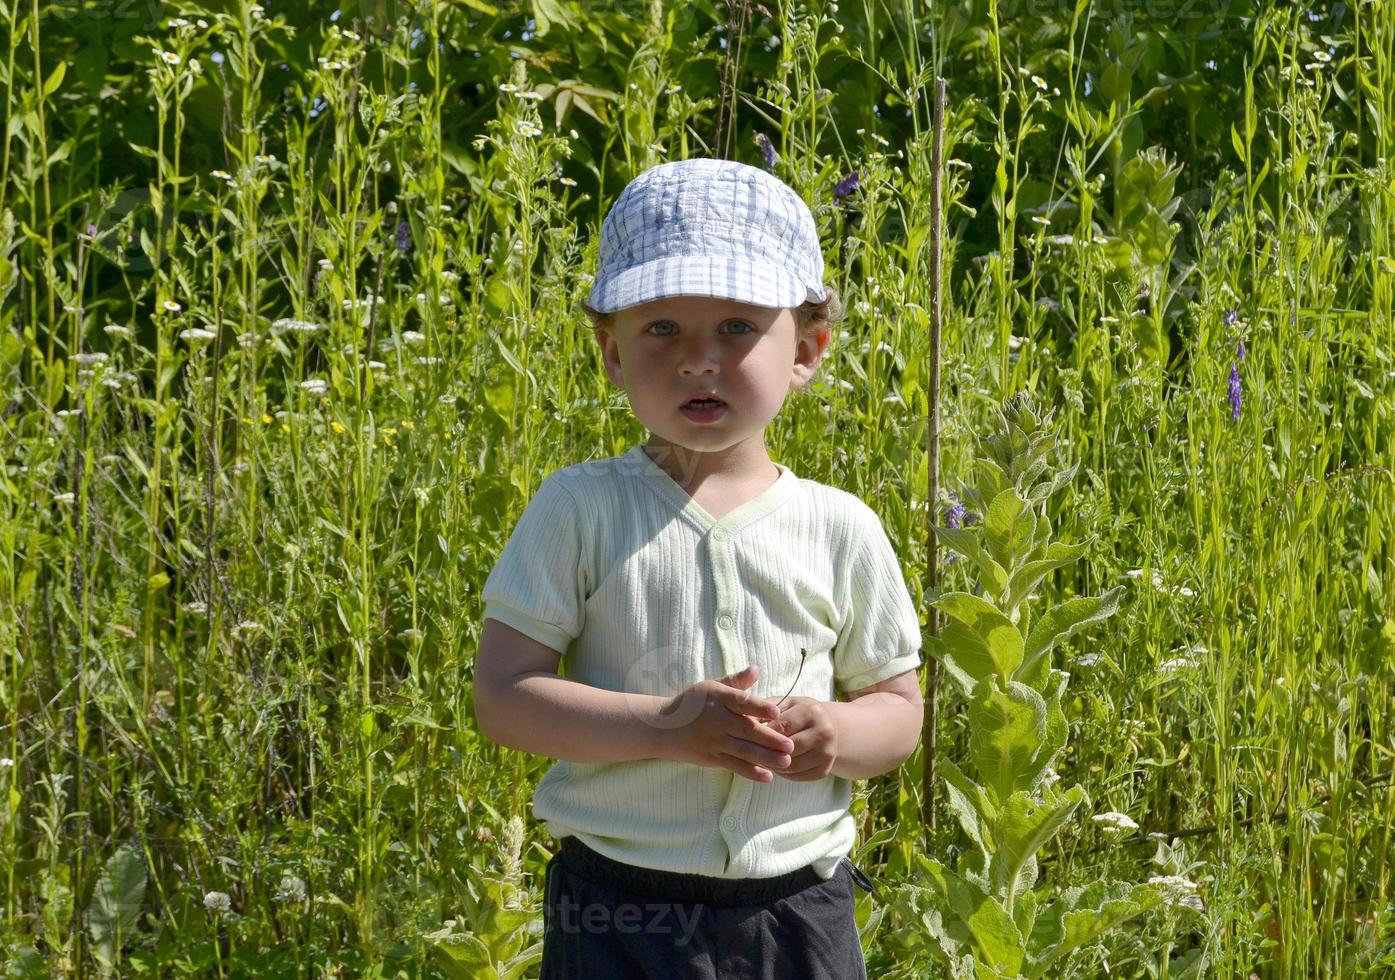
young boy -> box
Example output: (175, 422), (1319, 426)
(473, 158), (923, 979)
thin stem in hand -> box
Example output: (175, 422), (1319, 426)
(775, 648), (807, 709)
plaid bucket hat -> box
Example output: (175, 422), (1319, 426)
(585, 158), (829, 314)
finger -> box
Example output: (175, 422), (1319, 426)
(720, 688), (781, 722)
(724, 735), (791, 771)
(719, 754), (773, 782)
(714, 664), (759, 690)
(737, 714), (795, 754)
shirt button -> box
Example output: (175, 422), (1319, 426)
(718, 614), (734, 630)
(712, 527), (728, 542)
(721, 815), (738, 831)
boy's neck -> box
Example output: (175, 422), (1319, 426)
(642, 438), (778, 492)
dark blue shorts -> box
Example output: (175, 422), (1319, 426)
(539, 837), (872, 980)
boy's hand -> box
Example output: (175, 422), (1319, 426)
(660, 665), (796, 783)
(764, 696), (837, 781)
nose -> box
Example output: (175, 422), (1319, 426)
(677, 335), (721, 376)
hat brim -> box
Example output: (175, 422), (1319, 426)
(586, 254), (827, 314)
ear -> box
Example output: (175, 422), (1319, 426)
(594, 324), (626, 389)
(789, 323), (831, 390)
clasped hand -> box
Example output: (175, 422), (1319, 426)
(662, 664), (837, 783)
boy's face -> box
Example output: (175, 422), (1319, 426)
(594, 295), (830, 465)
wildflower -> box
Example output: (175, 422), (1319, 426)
(233, 620), (264, 634)
(1074, 652), (1103, 667)
(1223, 306), (1238, 326)
(1158, 655), (1198, 675)
(559, 176), (577, 186)
(1031, 74), (1048, 91)
(180, 328), (216, 342)
(1091, 811), (1140, 839)
(649, 142), (667, 155)
(203, 891), (232, 913)
(330, 420), (346, 434)
(210, 169), (232, 181)
(275, 874), (307, 903)
(254, 153), (276, 165)
(163, 300), (182, 313)
(368, 360), (386, 370)
(401, 330), (426, 344)
(169, 16), (189, 27)
(516, 120), (543, 138)
(498, 82), (518, 93)
(249, 3), (265, 15)
(1228, 363), (1243, 420)
(1313, 49), (1331, 63)
(318, 258), (333, 271)
(53, 492), (76, 504)
(156, 49), (180, 66)
(1029, 215), (1051, 226)
(833, 170), (860, 202)
(396, 221), (412, 255)
(755, 132), (777, 168)
(945, 497), (965, 529)
(0, 758), (12, 768)
(73, 352), (109, 366)
(299, 379), (329, 396)
(1237, 339), (1246, 361)
(272, 318), (324, 335)
(1148, 874), (1203, 909)
(104, 324), (131, 338)
(1125, 567), (1166, 588)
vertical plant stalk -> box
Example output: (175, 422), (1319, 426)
(922, 76), (947, 836)
(714, 0), (751, 161)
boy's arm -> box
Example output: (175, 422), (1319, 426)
(823, 669), (923, 780)
(473, 618), (794, 775)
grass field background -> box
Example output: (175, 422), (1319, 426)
(1, 0), (1393, 975)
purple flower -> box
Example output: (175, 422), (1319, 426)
(1236, 339), (1246, 361)
(396, 220), (412, 255)
(833, 170), (860, 202)
(964, 510), (980, 527)
(946, 498), (965, 529)
(1223, 307), (1238, 327)
(1228, 363), (1242, 420)
(85, 223), (98, 238)
(755, 132), (777, 168)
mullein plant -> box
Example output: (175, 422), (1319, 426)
(914, 393), (1169, 978)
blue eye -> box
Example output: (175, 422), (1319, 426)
(644, 320), (754, 336)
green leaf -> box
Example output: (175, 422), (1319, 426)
(87, 845), (147, 975)
(1019, 586), (1124, 681)
(987, 787), (1087, 906)
(939, 758), (998, 855)
(969, 677), (1048, 804)
(1025, 881), (1162, 978)
(934, 592), (1023, 679)
(934, 525), (1008, 596)
(41, 61), (66, 99)
(1004, 541), (1088, 612)
(917, 855), (1026, 975)
(983, 489), (1032, 570)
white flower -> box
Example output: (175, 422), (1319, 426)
(1174, 585), (1196, 597)
(163, 300), (182, 313)
(299, 379), (329, 396)
(74, 352), (109, 365)
(210, 169), (232, 181)
(275, 874), (307, 903)
(649, 142), (666, 154)
(498, 82), (518, 93)
(1029, 215), (1051, 226)
(401, 330), (426, 344)
(1125, 567), (1166, 589)
(57, 408), (82, 418)
(53, 492), (76, 504)
(0, 758), (12, 768)
(1031, 74), (1048, 91)
(203, 891), (232, 912)
(1074, 652), (1102, 667)
(104, 324), (131, 338)
(254, 153), (276, 164)
(1091, 811), (1140, 839)
(168, 17), (190, 27)
(559, 176), (577, 186)
(156, 49), (181, 66)
(1313, 49), (1332, 63)
(318, 258), (333, 271)
(180, 328), (217, 342)
(516, 120), (543, 138)
(440, 270), (460, 284)
(249, 3), (265, 15)
(368, 360), (387, 370)
(340, 29), (361, 41)
(1158, 655), (1198, 675)
(273, 317), (325, 335)
(233, 620), (264, 635)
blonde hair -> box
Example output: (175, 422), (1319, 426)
(581, 286), (845, 341)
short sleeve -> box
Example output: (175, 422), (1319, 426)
(481, 474), (589, 655)
(833, 510), (923, 695)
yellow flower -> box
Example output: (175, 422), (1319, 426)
(242, 416), (255, 425)
(330, 420), (346, 434)
(280, 423), (290, 433)
(400, 420), (415, 430)
(262, 413), (273, 424)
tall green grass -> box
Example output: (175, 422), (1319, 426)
(0, 0), (1391, 976)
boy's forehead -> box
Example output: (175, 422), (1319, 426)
(621, 295), (785, 320)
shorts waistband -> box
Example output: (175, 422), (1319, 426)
(556, 837), (827, 906)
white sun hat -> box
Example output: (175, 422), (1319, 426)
(585, 158), (829, 314)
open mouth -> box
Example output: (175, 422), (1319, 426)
(683, 397), (726, 409)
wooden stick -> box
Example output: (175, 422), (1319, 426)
(923, 77), (947, 835)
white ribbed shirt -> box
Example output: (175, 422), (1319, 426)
(480, 444), (923, 880)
